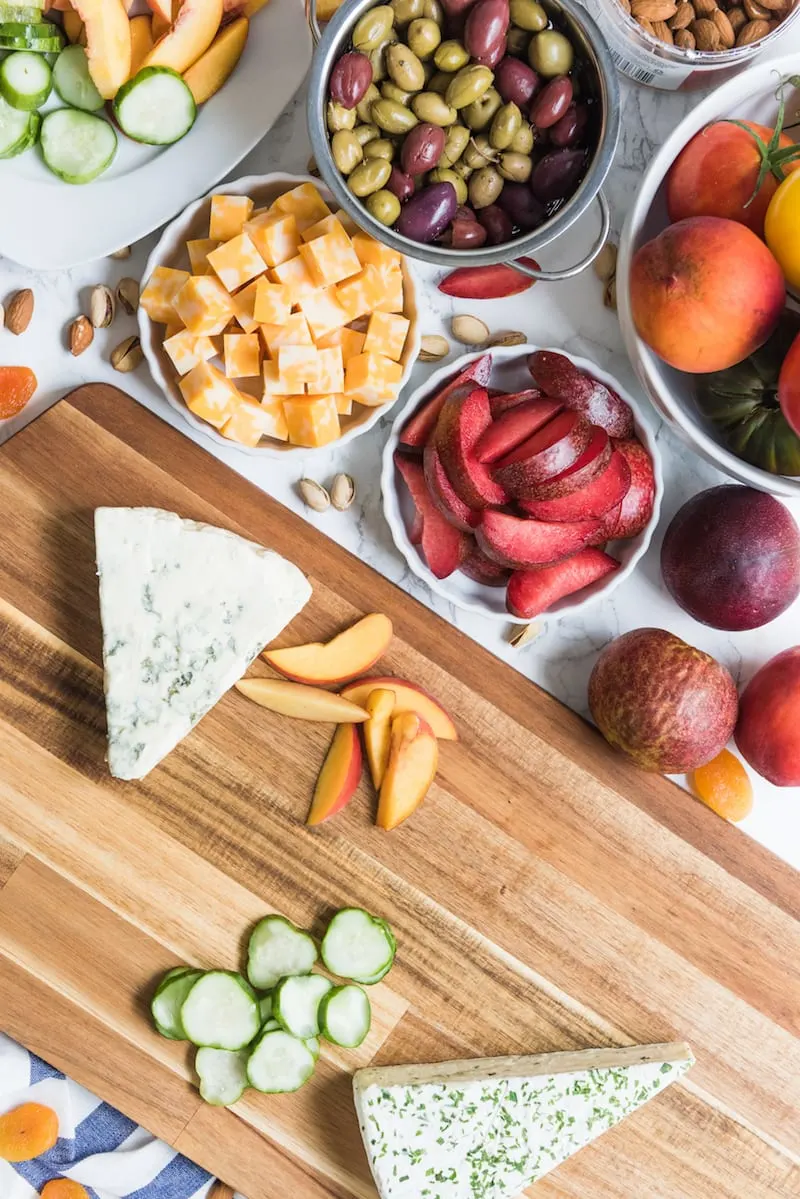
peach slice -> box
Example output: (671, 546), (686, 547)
(235, 678), (369, 722)
(146, 0), (173, 21)
(377, 713), (438, 830)
(363, 688), (395, 789)
(308, 723), (362, 825)
(129, 14), (154, 77)
(263, 613), (393, 686)
(62, 7), (86, 45)
(143, 0), (223, 75)
(340, 677), (458, 741)
(183, 14), (248, 103)
(70, 0), (132, 98)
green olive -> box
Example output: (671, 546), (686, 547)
(363, 136), (396, 160)
(369, 33), (398, 83)
(528, 29), (574, 76)
(428, 166), (467, 205)
(353, 122), (381, 146)
(462, 132), (495, 168)
(463, 86), (502, 131)
(365, 188), (402, 225)
(371, 96), (419, 133)
(386, 42), (426, 91)
(506, 25), (530, 56)
(348, 157), (393, 197)
(356, 83), (380, 123)
(489, 101), (521, 150)
(498, 150), (532, 181)
(352, 4), (395, 51)
(422, 57), (436, 82)
(468, 164), (504, 208)
(331, 129), (364, 175)
(450, 158), (473, 181)
(439, 122), (470, 167)
(422, 0), (444, 22)
(407, 16), (441, 58)
(381, 80), (413, 104)
(445, 64), (494, 109)
(509, 0), (547, 29)
(327, 100), (356, 132)
(391, 0), (423, 23)
(426, 70), (452, 94)
(411, 89), (457, 125)
(510, 119), (534, 153)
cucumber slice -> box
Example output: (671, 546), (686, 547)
(180, 970), (260, 1050)
(40, 107), (116, 183)
(319, 984), (371, 1048)
(0, 20), (58, 38)
(113, 65), (196, 146)
(0, 50), (50, 109)
(0, 8), (45, 22)
(195, 1047), (249, 1106)
(151, 967), (204, 1040)
(305, 1035), (321, 1060)
(274, 974), (332, 1040)
(258, 992), (274, 1024)
(261, 1018), (281, 1032)
(246, 1029), (316, 1094)
(0, 34), (61, 52)
(52, 45), (102, 111)
(320, 908), (396, 984)
(247, 916), (318, 991)
(0, 92), (35, 156)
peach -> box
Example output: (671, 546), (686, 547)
(143, 0), (223, 74)
(146, 0), (173, 21)
(182, 14), (248, 103)
(129, 14), (154, 77)
(340, 676), (458, 741)
(263, 613), (393, 686)
(377, 713), (439, 830)
(307, 723), (362, 824)
(735, 647), (800, 786)
(70, 0), (132, 98)
(62, 7), (86, 45)
(363, 688), (395, 789)
(234, 677), (369, 722)
(629, 216), (785, 373)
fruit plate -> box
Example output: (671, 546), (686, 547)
(617, 50), (800, 499)
(0, 0), (312, 271)
(139, 172), (421, 457)
(382, 345), (663, 625)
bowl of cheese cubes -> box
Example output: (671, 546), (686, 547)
(138, 173), (421, 454)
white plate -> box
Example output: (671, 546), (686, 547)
(139, 172), (422, 457)
(382, 346), (663, 624)
(0, 0), (312, 270)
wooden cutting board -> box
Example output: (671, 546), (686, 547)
(0, 385), (798, 1199)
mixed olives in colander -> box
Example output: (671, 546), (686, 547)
(325, 0), (597, 246)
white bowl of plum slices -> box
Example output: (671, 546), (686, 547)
(382, 345), (663, 623)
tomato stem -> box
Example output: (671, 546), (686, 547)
(723, 75), (800, 206)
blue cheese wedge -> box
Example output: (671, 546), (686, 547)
(354, 1042), (693, 1198)
(95, 507), (311, 780)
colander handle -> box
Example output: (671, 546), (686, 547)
(306, 0), (323, 44)
(509, 191), (612, 282)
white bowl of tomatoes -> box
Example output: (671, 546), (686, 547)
(617, 54), (800, 498)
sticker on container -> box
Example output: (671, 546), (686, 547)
(581, 0), (694, 90)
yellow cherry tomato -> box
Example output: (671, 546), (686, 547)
(764, 169), (800, 290)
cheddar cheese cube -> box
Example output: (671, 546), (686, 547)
(140, 266), (191, 324)
(301, 214), (352, 244)
(179, 361), (243, 428)
(335, 393), (353, 416)
(209, 194), (254, 241)
(297, 286), (350, 340)
(163, 328), (216, 375)
(351, 231), (402, 272)
(174, 276), (234, 336)
(260, 398), (290, 441)
(222, 397), (286, 447)
(224, 333), (261, 378)
(283, 395), (341, 447)
(345, 351), (403, 407)
(299, 231), (361, 287)
(270, 255), (318, 306)
(186, 239), (220, 276)
(164, 319), (185, 339)
(262, 360), (292, 397)
(363, 311), (410, 362)
(375, 263), (405, 313)
(278, 344), (320, 391)
(316, 326), (366, 363)
(259, 313), (314, 356)
(335, 265), (383, 321)
(307, 346), (344, 395)
(272, 183), (331, 231)
(253, 278), (291, 325)
(207, 234), (266, 293)
(337, 212), (361, 237)
(230, 278), (260, 333)
(245, 212), (300, 268)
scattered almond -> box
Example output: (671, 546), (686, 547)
(299, 478), (330, 512)
(116, 277), (140, 315)
(508, 622), (540, 648)
(669, 2), (695, 25)
(5, 289), (33, 335)
(593, 241), (618, 283)
(711, 7), (736, 42)
(418, 333), (450, 361)
(69, 315), (94, 356)
(451, 313), (489, 346)
(90, 284), (115, 328)
(330, 472), (356, 511)
(109, 245), (131, 260)
(111, 335), (143, 372)
(674, 25), (697, 43)
(735, 14), (770, 36)
(604, 276), (617, 311)
(487, 330), (527, 348)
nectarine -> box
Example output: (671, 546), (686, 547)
(182, 14), (248, 103)
(263, 614), (393, 686)
(377, 713), (438, 830)
(735, 647), (800, 786)
(235, 677), (369, 722)
(143, 0), (223, 75)
(307, 724), (362, 825)
(129, 15), (154, 77)
(364, 688), (395, 790)
(70, 0), (132, 98)
(340, 677), (458, 741)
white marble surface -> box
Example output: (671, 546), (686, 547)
(2, 33), (799, 869)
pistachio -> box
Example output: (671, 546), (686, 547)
(108, 245), (131, 260)
(69, 315), (94, 356)
(418, 333), (450, 361)
(593, 240), (618, 283)
(90, 283), (115, 328)
(111, 335), (143, 372)
(487, 330), (527, 347)
(604, 275), (617, 311)
(116, 277), (140, 315)
(330, 472), (356, 510)
(508, 622), (540, 648)
(299, 477), (331, 512)
(451, 313), (489, 345)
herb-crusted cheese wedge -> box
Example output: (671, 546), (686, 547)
(353, 1042), (693, 1198)
(95, 507), (311, 779)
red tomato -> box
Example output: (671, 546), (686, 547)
(666, 120), (800, 238)
(779, 332), (800, 438)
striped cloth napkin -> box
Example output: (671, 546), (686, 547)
(0, 1034), (240, 1199)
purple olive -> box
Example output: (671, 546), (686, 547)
(401, 123), (446, 176)
(477, 202), (514, 243)
(530, 148), (586, 201)
(494, 56), (539, 105)
(464, 0), (510, 59)
(473, 34), (506, 67)
(529, 74), (573, 130)
(441, 0), (480, 16)
(397, 182), (458, 242)
(387, 166), (415, 202)
(497, 181), (545, 228)
(328, 52), (373, 110)
(449, 216), (489, 247)
(549, 102), (589, 147)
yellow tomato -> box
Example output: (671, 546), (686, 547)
(765, 170), (800, 290)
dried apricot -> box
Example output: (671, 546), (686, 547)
(0, 365), (37, 419)
(0, 1103), (59, 1161)
(691, 749), (753, 823)
(40, 1182), (90, 1199)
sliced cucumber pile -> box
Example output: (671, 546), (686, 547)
(52, 44), (103, 112)
(0, 49), (50, 109)
(181, 970), (260, 1051)
(151, 966), (203, 1040)
(321, 908), (397, 984)
(113, 66), (196, 146)
(0, 12), (62, 53)
(40, 107), (117, 183)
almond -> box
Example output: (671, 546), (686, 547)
(674, 25), (697, 44)
(69, 315), (94, 357)
(726, 6), (747, 30)
(632, 0), (678, 19)
(693, 0), (718, 14)
(691, 16), (722, 45)
(5, 288), (33, 335)
(635, 14), (657, 31)
(669, 2), (695, 27)
(652, 17), (675, 37)
(755, 0), (787, 11)
(735, 14), (770, 37)
(744, 0), (771, 17)
(712, 7), (736, 43)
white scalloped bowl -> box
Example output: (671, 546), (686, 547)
(139, 173), (421, 458)
(382, 346), (663, 624)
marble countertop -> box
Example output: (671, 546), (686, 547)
(2, 33), (799, 869)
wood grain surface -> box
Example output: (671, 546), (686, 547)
(0, 385), (798, 1198)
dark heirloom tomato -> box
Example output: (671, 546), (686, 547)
(779, 331), (800, 438)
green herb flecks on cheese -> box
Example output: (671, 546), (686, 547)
(353, 1043), (693, 1198)
(95, 507), (311, 780)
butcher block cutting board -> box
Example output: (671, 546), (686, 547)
(0, 385), (798, 1199)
